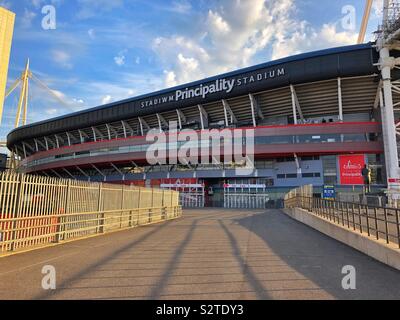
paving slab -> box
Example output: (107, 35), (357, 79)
(0, 209), (399, 300)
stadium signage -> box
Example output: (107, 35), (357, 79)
(338, 154), (365, 185)
(140, 67), (285, 108)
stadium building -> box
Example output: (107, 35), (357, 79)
(7, 43), (397, 207)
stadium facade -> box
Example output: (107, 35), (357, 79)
(7, 43), (397, 207)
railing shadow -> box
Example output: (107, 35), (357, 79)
(234, 209), (400, 300)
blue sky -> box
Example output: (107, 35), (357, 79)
(0, 0), (384, 143)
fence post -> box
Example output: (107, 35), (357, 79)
(10, 174), (24, 251)
(149, 188), (154, 224)
(365, 206), (370, 237)
(374, 207), (379, 240)
(324, 200), (328, 219)
(56, 179), (70, 243)
(170, 190), (174, 218)
(327, 200), (331, 221)
(340, 202), (345, 226)
(161, 189), (165, 220)
(120, 184), (124, 228)
(97, 183), (104, 233)
(128, 187), (134, 227)
(137, 188), (141, 226)
(383, 207), (389, 244)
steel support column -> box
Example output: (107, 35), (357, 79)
(379, 45), (400, 203)
(290, 85), (298, 124)
(198, 105), (208, 130)
(338, 77), (343, 121)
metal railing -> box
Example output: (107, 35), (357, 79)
(285, 195), (400, 248)
(284, 184), (313, 200)
(0, 172), (182, 255)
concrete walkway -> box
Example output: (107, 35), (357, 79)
(0, 209), (399, 300)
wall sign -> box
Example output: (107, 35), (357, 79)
(323, 185), (336, 200)
(338, 154), (365, 185)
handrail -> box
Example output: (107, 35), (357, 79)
(284, 190), (400, 248)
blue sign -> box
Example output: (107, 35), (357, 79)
(323, 185), (335, 200)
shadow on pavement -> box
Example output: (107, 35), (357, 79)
(35, 218), (177, 300)
(218, 220), (270, 299)
(234, 209), (400, 300)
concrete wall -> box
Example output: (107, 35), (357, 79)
(283, 207), (400, 271)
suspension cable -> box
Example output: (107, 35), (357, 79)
(30, 73), (74, 111)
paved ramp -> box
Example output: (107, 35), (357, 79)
(0, 209), (399, 300)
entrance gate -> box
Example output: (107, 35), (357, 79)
(224, 184), (269, 209)
(161, 183), (205, 208)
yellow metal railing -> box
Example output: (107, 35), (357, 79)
(0, 172), (181, 255)
(283, 184), (313, 201)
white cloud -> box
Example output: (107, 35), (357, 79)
(153, 0), (293, 86)
(29, 0), (62, 9)
(50, 89), (66, 100)
(31, 0), (45, 8)
(101, 95), (112, 104)
(152, 0), (360, 87)
(45, 108), (58, 115)
(135, 56), (140, 64)
(272, 22), (358, 60)
(73, 98), (85, 104)
(153, 35), (210, 84)
(207, 10), (231, 35)
(88, 28), (96, 39)
(76, 72), (164, 107)
(114, 53), (126, 66)
(51, 50), (73, 69)
(372, 0), (383, 18)
(20, 9), (37, 28)
(171, 0), (192, 14)
(76, 0), (124, 19)
(164, 70), (177, 87)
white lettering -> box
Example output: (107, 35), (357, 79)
(141, 68), (285, 107)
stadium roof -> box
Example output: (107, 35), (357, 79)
(7, 43), (379, 148)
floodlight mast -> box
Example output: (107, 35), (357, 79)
(358, 0), (373, 44)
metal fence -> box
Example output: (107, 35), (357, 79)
(285, 194), (400, 248)
(0, 172), (181, 255)
(224, 185), (271, 209)
(283, 184), (313, 200)
(180, 190), (205, 208)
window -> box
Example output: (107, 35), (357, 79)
(301, 156), (320, 161)
(277, 173), (297, 179)
(324, 176), (337, 185)
(277, 157), (295, 163)
(302, 172), (321, 178)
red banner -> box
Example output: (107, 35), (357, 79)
(339, 155), (365, 185)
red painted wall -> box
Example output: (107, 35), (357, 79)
(338, 154), (365, 185)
